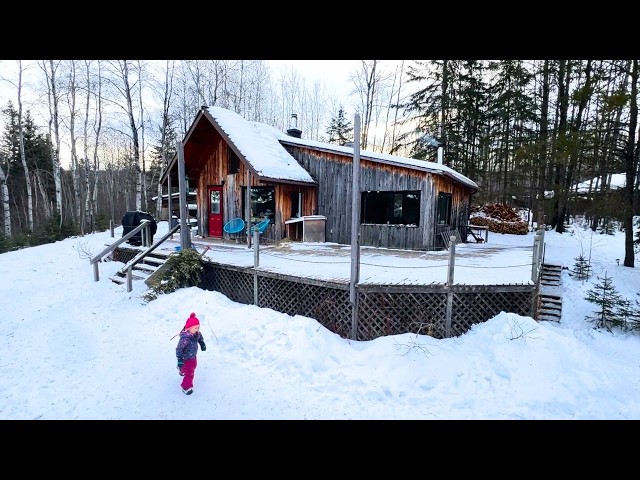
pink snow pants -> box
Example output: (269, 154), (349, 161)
(180, 357), (198, 390)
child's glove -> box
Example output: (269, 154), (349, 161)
(200, 342), (207, 352)
(177, 360), (184, 375)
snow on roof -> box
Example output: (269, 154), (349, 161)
(207, 107), (316, 185)
(274, 130), (478, 190)
(207, 106), (478, 190)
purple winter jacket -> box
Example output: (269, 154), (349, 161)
(176, 330), (206, 364)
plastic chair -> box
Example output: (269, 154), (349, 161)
(251, 218), (271, 234)
(223, 218), (245, 243)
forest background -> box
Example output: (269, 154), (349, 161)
(0, 60), (638, 268)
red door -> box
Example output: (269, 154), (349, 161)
(208, 186), (223, 237)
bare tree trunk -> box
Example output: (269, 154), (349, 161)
(357, 60), (377, 150)
(82, 60), (93, 233)
(622, 59), (638, 268)
(91, 61), (103, 228)
(16, 61), (34, 232)
(40, 60), (63, 220)
(536, 60), (550, 229)
(118, 61), (143, 212)
(441, 60), (449, 156)
(551, 60), (570, 233)
(156, 60), (175, 220)
(137, 60), (147, 212)
(556, 60), (592, 230)
(66, 60), (81, 227)
(0, 157), (10, 237)
(382, 60), (405, 152)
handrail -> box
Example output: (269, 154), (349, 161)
(121, 223), (182, 292)
(120, 223), (181, 276)
(90, 220), (151, 282)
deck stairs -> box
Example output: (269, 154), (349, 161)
(537, 263), (563, 322)
(109, 251), (170, 286)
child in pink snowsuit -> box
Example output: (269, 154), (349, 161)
(176, 312), (207, 395)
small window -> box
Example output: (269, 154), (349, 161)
(360, 191), (420, 226)
(437, 192), (452, 225)
(228, 147), (240, 175)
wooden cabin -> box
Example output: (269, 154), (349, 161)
(160, 106), (479, 251)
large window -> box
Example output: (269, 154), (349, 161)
(242, 186), (275, 224)
(437, 192), (452, 225)
(361, 191), (420, 226)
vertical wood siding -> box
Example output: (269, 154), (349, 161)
(187, 128), (473, 250)
(286, 146), (473, 250)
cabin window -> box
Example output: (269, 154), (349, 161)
(360, 191), (420, 226)
(228, 147), (240, 175)
(242, 186), (275, 224)
(437, 192), (452, 225)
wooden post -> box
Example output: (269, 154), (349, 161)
(246, 170), (252, 249)
(445, 234), (456, 338)
(177, 142), (191, 250)
(253, 229), (259, 305)
(350, 114), (361, 341)
(110, 220), (114, 238)
(126, 267), (133, 292)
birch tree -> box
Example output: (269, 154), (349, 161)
(39, 60), (63, 220)
(16, 61), (34, 232)
(90, 61), (103, 229)
(109, 60), (143, 212)
(65, 60), (81, 225)
(154, 60), (175, 219)
(0, 149), (10, 237)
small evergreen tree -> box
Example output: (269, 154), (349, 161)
(628, 293), (640, 332)
(570, 254), (592, 280)
(584, 272), (625, 331)
(146, 248), (206, 301)
(598, 217), (616, 235)
(615, 298), (636, 331)
(325, 107), (354, 146)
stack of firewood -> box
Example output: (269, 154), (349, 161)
(469, 204), (529, 235)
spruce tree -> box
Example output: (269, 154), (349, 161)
(628, 293), (640, 332)
(584, 272), (625, 331)
(570, 254), (592, 280)
(325, 107), (354, 146)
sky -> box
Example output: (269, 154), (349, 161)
(268, 60), (361, 109)
(0, 59), (362, 125)
(2, 216), (639, 420)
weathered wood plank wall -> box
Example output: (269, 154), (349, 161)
(287, 146), (474, 250)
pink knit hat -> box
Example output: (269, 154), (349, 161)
(184, 312), (200, 330)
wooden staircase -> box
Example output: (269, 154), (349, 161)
(537, 263), (563, 322)
(110, 251), (169, 287)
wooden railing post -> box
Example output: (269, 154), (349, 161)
(445, 234), (456, 338)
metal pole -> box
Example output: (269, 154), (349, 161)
(350, 114), (361, 341)
(177, 142), (191, 249)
